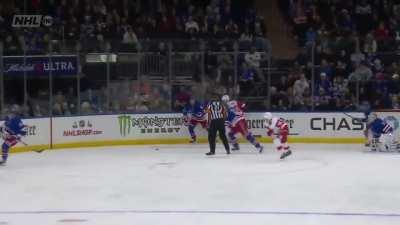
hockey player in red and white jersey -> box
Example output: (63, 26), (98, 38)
(264, 112), (292, 159)
(222, 95), (263, 153)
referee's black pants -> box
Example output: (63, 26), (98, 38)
(208, 118), (230, 154)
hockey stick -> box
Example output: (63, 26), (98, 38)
(17, 139), (46, 153)
(342, 112), (365, 122)
(342, 112), (373, 143)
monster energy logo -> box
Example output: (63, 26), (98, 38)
(119, 115), (132, 136)
(118, 115), (183, 136)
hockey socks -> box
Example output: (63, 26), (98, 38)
(231, 143), (240, 151)
(188, 125), (197, 143)
(246, 133), (261, 148)
(228, 132), (237, 143)
(227, 132), (240, 150)
(1, 144), (9, 163)
(188, 125), (196, 137)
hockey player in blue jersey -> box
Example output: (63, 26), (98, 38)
(222, 95), (263, 153)
(367, 113), (398, 152)
(0, 106), (27, 165)
(182, 98), (208, 143)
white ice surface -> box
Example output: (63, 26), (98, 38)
(1, 144), (400, 225)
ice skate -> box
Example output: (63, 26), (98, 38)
(280, 150), (292, 159)
(257, 145), (264, 153)
(231, 143), (240, 151)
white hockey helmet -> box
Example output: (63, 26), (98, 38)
(221, 95), (230, 103)
(9, 104), (20, 117)
(263, 112), (272, 120)
(367, 113), (378, 124)
(11, 104), (20, 113)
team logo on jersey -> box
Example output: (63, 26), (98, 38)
(384, 116), (399, 131)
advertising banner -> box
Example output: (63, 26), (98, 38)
(117, 114), (186, 138)
(51, 112), (368, 145)
(52, 116), (110, 144)
(1, 111), (382, 152)
(244, 112), (365, 138)
(52, 114), (189, 144)
(23, 118), (51, 146)
(3, 55), (78, 76)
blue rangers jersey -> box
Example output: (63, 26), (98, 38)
(368, 118), (393, 138)
(1, 116), (27, 137)
(182, 101), (206, 121)
(225, 110), (236, 127)
(225, 100), (246, 127)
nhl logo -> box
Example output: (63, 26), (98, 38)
(12, 15), (53, 28)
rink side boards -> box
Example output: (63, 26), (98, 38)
(4, 111), (399, 153)
(10, 137), (365, 153)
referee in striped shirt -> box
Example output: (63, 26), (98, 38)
(205, 93), (230, 155)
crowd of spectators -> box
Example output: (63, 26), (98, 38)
(0, 0), (269, 117)
(1, 0), (266, 54)
(0, 0), (271, 117)
(1, 79), (173, 117)
(269, 0), (400, 111)
(2, 0), (400, 117)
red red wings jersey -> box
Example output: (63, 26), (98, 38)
(274, 118), (288, 131)
(227, 100), (245, 117)
(268, 117), (289, 134)
(226, 100), (246, 125)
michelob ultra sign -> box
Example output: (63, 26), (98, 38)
(3, 55), (78, 76)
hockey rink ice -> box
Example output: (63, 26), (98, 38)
(1, 143), (400, 225)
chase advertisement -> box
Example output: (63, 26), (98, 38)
(3, 55), (78, 76)
(245, 112), (365, 138)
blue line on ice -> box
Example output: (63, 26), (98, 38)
(0, 210), (399, 218)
